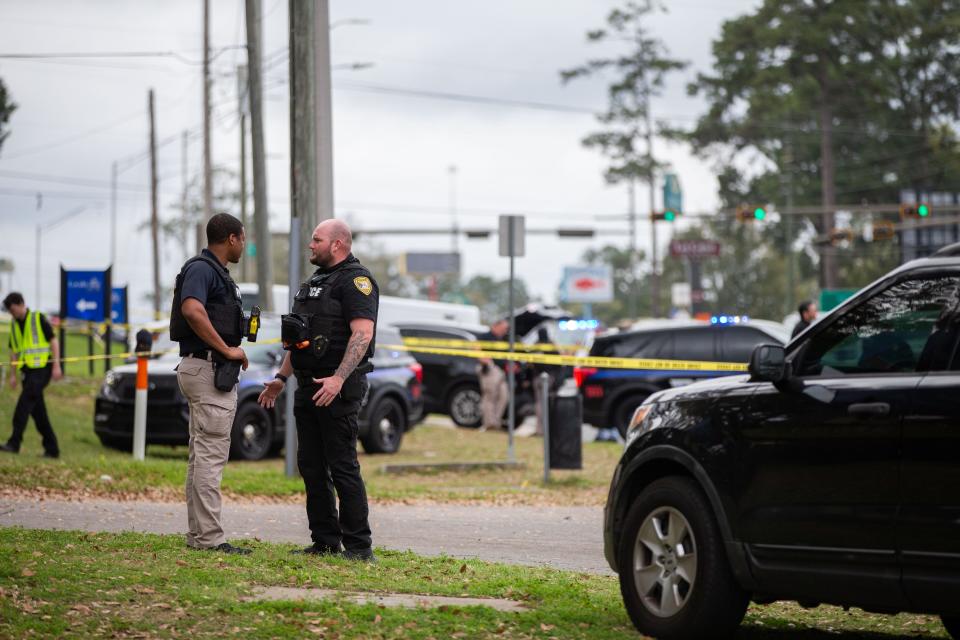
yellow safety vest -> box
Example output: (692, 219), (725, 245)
(10, 310), (51, 370)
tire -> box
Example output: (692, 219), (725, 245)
(447, 384), (482, 428)
(360, 396), (406, 454)
(229, 402), (274, 461)
(618, 476), (749, 640)
(943, 616), (960, 639)
(97, 435), (132, 452)
(613, 394), (649, 438)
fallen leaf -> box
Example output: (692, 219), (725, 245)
(459, 563), (467, 574)
(175, 560), (187, 567)
(21, 569), (34, 577)
(540, 623), (555, 631)
(374, 614), (382, 624)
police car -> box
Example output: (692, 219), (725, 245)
(93, 321), (423, 458)
(577, 317), (789, 436)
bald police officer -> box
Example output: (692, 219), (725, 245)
(170, 213), (251, 555)
(258, 219), (379, 562)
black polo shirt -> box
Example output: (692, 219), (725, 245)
(178, 249), (234, 356)
(318, 254), (379, 324)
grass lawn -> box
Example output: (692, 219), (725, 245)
(0, 528), (949, 639)
(0, 374), (623, 504)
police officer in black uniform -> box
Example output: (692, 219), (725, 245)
(259, 219), (378, 561)
(170, 212), (251, 555)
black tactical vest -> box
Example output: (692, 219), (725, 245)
(289, 263), (376, 374)
(169, 255), (245, 347)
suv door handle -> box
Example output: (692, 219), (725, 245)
(847, 402), (891, 417)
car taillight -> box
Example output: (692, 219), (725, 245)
(573, 366), (597, 387)
(584, 384), (604, 399)
(409, 362), (423, 384)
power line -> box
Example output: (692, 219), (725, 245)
(0, 46), (246, 65)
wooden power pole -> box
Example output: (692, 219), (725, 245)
(148, 89), (161, 316)
(202, 0), (213, 222)
(245, 0), (274, 309)
(237, 64), (249, 283)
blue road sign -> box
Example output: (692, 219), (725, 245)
(64, 270), (108, 322)
(663, 173), (683, 214)
(111, 286), (128, 324)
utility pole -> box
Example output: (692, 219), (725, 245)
(449, 164), (459, 255)
(149, 89), (161, 317)
(628, 180), (637, 319)
(246, 0), (273, 309)
(287, 0), (334, 475)
(237, 64), (249, 282)
(782, 140), (796, 316)
(110, 162), (117, 268)
(645, 103), (659, 318)
(202, 0), (214, 222)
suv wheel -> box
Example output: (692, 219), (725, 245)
(360, 396), (405, 454)
(618, 476), (748, 639)
(942, 616), (960, 639)
(229, 403), (273, 461)
(448, 384), (482, 428)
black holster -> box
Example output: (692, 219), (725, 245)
(211, 352), (241, 392)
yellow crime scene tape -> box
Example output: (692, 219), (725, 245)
(399, 336), (580, 354)
(387, 343), (749, 373)
(1, 336), (747, 373)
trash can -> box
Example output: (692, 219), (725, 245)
(548, 382), (582, 470)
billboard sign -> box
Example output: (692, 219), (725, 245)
(111, 286), (128, 325)
(560, 265), (614, 303)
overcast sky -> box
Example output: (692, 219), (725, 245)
(0, 0), (759, 318)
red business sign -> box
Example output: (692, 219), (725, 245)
(670, 239), (721, 258)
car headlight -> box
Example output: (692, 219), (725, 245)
(100, 371), (119, 400)
(627, 405), (651, 435)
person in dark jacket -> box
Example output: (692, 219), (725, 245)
(791, 300), (818, 338)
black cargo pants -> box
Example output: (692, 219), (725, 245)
(293, 372), (372, 552)
(9, 365), (59, 456)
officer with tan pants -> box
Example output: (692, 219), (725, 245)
(170, 213), (250, 554)
(477, 319), (509, 431)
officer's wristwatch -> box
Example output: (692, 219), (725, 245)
(274, 373), (288, 384)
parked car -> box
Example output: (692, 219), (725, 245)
(604, 244), (960, 639)
(94, 321), (423, 458)
(577, 318), (789, 436)
(393, 320), (542, 428)
(393, 321), (490, 427)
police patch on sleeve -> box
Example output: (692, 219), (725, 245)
(353, 276), (373, 296)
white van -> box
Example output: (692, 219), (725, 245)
(237, 283), (481, 326)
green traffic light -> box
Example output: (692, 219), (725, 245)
(918, 204), (930, 217)
(665, 210), (676, 221)
(754, 207), (766, 220)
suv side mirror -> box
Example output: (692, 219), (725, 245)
(749, 344), (787, 383)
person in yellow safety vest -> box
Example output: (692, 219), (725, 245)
(2, 292), (62, 458)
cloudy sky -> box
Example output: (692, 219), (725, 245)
(0, 0), (758, 319)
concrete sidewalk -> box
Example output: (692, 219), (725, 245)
(0, 497), (610, 574)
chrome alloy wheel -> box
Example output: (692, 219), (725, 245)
(633, 506), (698, 618)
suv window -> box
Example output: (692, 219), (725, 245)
(671, 328), (715, 362)
(718, 327), (773, 363)
(595, 331), (673, 358)
(798, 276), (960, 376)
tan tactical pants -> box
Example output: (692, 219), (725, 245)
(176, 356), (237, 549)
(478, 363), (508, 430)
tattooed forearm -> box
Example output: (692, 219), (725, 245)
(335, 330), (371, 380)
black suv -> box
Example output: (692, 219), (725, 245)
(94, 323), (423, 458)
(579, 320), (788, 436)
(604, 247), (960, 639)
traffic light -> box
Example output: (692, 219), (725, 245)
(900, 203), (932, 220)
(652, 210), (678, 222)
(735, 205), (767, 222)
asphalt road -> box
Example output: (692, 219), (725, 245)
(0, 497), (610, 574)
